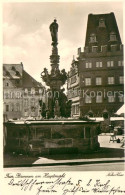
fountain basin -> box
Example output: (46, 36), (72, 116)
(4, 120), (100, 155)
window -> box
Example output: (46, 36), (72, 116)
(118, 61), (124, 66)
(16, 71), (20, 76)
(67, 90), (72, 99)
(24, 109), (28, 117)
(4, 92), (9, 99)
(71, 76), (77, 84)
(108, 77), (114, 84)
(31, 112), (35, 117)
(12, 92), (15, 98)
(24, 99), (28, 106)
(96, 62), (102, 67)
(119, 95), (124, 102)
(90, 33), (97, 43)
(69, 90), (73, 98)
(31, 98), (35, 106)
(92, 46), (98, 52)
(107, 61), (114, 67)
(78, 48), (81, 55)
(85, 95), (92, 104)
(69, 89), (79, 99)
(25, 88), (28, 93)
(99, 18), (105, 27)
(96, 77), (102, 85)
(15, 103), (20, 111)
(111, 45), (117, 51)
(96, 95), (102, 103)
(6, 105), (9, 112)
(31, 107), (35, 112)
(72, 105), (75, 115)
(31, 88), (35, 95)
(76, 105), (79, 114)
(119, 76), (124, 84)
(11, 66), (15, 71)
(39, 89), (43, 94)
(10, 104), (14, 111)
(73, 88), (79, 97)
(110, 32), (117, 41)
(86, 62), (92, 68)
(108, 96), (115, 102)
(120, 44), (123, 51)
(85, 78), (91, 86)
(16, 91), (21, 99)
(9, 92), (15, 99)
(101, 45), (107, 52)
(31, 107), (36, 117)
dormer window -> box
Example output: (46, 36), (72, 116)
(78, 48), (81, 55)
(16, 71), (20, 76)
(5, 71), (9, 76)
(90, 33), (97, 43)
(99, 18), (106, 28)
(11, 66), (16, 71)
(111, 44), (117, 51)
(92, 46), (98, 52)
(110, 32), (117, 41)
(101, 45), (107, 52)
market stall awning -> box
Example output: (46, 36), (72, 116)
(115, 105), (125, 115)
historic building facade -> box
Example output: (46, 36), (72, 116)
(3, 63), (45, 119)
(67, 59), (80, 117)
(67, 13), (124, 118)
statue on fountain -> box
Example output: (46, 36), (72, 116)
(41, 68), (49, 83)
(49, 19), (58, 46)
(40, 19), (72, 119)
(41, 68), (48, 76)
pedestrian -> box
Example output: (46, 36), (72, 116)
(117, 138), (120, 143)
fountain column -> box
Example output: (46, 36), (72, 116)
(41, 19), (70, 118)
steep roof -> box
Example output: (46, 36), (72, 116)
(85, 12), (122, 47)
(22, 70), (42, 88)
(3, 63), (23, 79)
(3, 63), (43, 88)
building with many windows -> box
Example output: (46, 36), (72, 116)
(3, 63), (45, 119)
(67, 12), (124, 118)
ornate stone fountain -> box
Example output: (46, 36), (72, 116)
(4, 20), (100, 156)
(41, 19), (71, 118)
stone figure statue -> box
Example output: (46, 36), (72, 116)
(54, 99), (60, 117)
(49, 19), (58, 45)
(41, 68), (48, 76)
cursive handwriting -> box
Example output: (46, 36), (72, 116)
(4, 172), (125, 195)
(8, 178), (37, 191)
(107, 172), (124, 177)
(43, 173), (66, 179)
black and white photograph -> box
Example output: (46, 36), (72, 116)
(2, 1), (125, 193)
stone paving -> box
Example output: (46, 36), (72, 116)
(98, 134), (125, 149)
(4, 134), (125, 166)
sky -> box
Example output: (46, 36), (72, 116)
(3, 1), (123, 86)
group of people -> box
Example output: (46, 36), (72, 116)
(109, 125), (124, 147)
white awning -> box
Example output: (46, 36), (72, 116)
(115, 105), (125, 115)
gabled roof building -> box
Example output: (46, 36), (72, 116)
(67, 12), (124, 118)
(3, 62), (45, 119)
